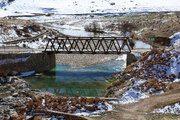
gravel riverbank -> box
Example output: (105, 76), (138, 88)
(56, 54), (119, 68)
(0, 76), (55, 119)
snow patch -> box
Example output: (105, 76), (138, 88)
(153, 103), (180, 114)
(18, 71), (35, 77)
(0, 56), (30, 65)
(74, 102), (113, 116)
(110, 88), (149, 104)
(170, 32), (180, 49)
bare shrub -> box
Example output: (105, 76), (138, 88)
(84, 21), (104, 33)
(120, 21), (137, 36)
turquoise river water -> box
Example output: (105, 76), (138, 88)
(24, 59), (125, 97)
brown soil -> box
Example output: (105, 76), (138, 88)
(94, 83), (180, 120)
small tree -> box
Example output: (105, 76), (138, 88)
(120, 21), (137, 49)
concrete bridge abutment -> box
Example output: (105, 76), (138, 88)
(0, 53), (56, 73)
(126, 53), (138, 67)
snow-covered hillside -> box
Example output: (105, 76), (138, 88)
(0, 0), (180, 17)
(170, 32), (180, 49)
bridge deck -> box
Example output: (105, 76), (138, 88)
(44, 50), (128, 54)
(0, 46), (151, 54)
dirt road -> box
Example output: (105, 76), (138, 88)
(97, 83), (180, 120)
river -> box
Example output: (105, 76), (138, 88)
(25, 58), (126, 97)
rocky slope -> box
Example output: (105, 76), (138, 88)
(0, 76), (56, 119)
(106, 49), (180, 98)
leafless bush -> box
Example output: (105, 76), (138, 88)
(84, 21), (104, 33)
(120, 21), (137, 36)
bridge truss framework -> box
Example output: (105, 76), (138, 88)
(44, 37), (132, 54)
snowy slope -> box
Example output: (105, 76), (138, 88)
(0, 0), (180, 17)
(170, 32), (180, 49)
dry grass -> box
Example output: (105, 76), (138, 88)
(0, 18), (32, 26)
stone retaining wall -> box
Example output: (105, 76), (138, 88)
(0, 53), (55, 73)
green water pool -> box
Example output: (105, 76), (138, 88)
(24, 59), (125, 97)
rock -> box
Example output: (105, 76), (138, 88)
(11, 71), (18, 76)
(16, 81), (29, 89)
(34, 116), (44, 120)
(110, 3), (115, 5)
(94, 97), (100, 104)
(85, 105), (96, 111)
(8, 77), (16, 83)
(23, 33), (31, 37)
(12, 93), (18, 97)
(91, 10), (95, 13)
(9, 109), (18, 117)
(10, 87), (16, 93)
(2, 96), (16, 104)
(0, 91), (11, 99)
(22, 27), (29, 33)
(15, 29), (23, 36)
(0, 77), (7, 84)
(29, 24), (41, 32)
(86, 98), (94, 104)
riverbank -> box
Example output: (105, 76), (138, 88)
(0, 76), (116, 119)
(55, 54), (119, 68)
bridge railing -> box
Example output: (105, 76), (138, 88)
(44, 37), (132, 54)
